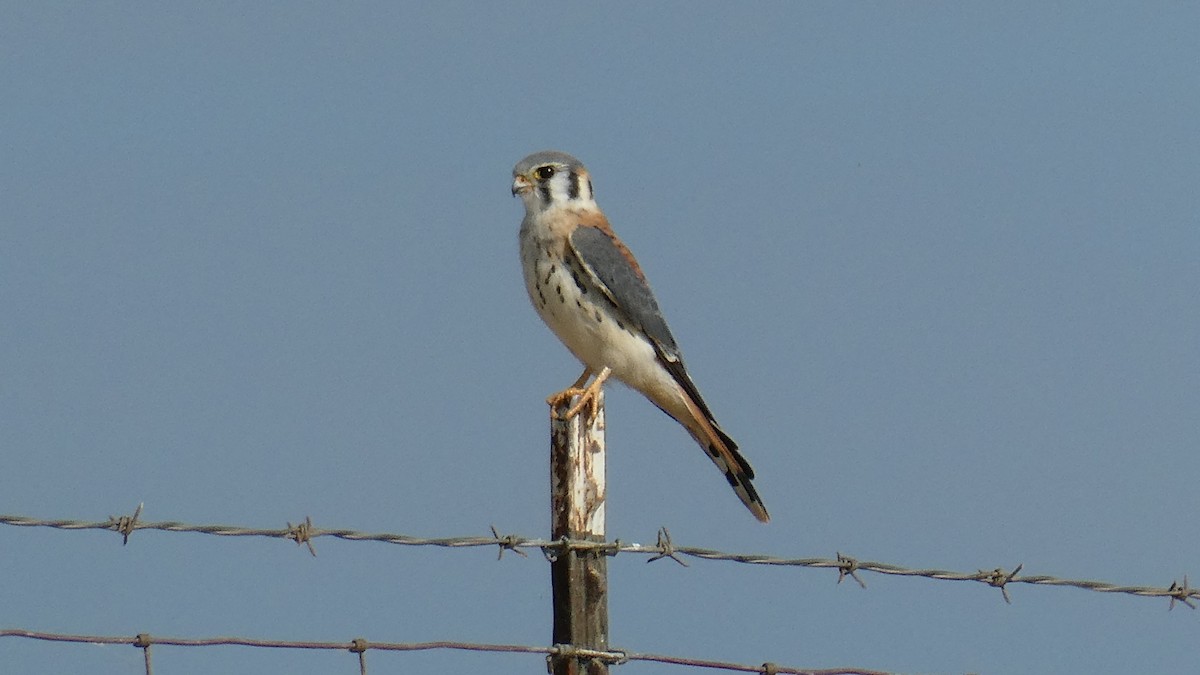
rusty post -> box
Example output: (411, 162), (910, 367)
(549, 386), (609, 675)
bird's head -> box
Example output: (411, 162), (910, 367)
(512, 150), (595, 213)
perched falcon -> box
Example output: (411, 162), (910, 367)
(512, 150), (769, 522)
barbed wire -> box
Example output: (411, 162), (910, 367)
(0, 628), (890, 675)
(1, 509), (1195, 609)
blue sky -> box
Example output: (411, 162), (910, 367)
(2, 3), (1198, 674)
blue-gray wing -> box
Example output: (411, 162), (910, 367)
(569, 224), (752, 480)
(568, 225), (681, 358)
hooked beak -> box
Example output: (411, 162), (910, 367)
(511, 174), (532, 197)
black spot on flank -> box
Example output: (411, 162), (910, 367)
(575, 299), (583, 308)
(615, 320), (625, 331)
(568, 171), (581, 200)
(570, 270), (588, 294)
(594, 311), (602, 323)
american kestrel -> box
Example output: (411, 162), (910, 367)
(512, 150), (769, 523)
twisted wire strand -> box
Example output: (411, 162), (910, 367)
(0, 629), (891, 675)
(1, 512), (1194, 607)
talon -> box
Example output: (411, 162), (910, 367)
(546, 387), (587, 418)
(548, 367), (611, 420)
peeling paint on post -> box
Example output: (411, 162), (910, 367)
(549, 389), (608, 675)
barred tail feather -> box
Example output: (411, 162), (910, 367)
(680, 395), (770, 523)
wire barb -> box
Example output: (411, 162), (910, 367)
(540, 535), (572, 563)
(286, 516), (318, 557)
(108, 502), (143, 545)
(980, 564), (1023, 604)
(836, 552), (866, 589)
(349, 637), (369, 675)
(1167, 575), (1195, 611)
(490, 525), (528, 560)
(133, 633), (153, 675)
(647, 527), (688, 566)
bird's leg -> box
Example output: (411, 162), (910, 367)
(566, 365), (614, 417)
(547, 366), (612, 420)
(546, 367), (593, 417)
(563, 366), (612, 420)
(566, 367), (594, 392)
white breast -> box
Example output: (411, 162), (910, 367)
(519, 218), (681, 412)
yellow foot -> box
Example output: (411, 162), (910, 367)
(546, 367), (593, 415)
(547, 367), (612, 420)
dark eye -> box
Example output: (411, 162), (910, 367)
(535, 165), (556, 181)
